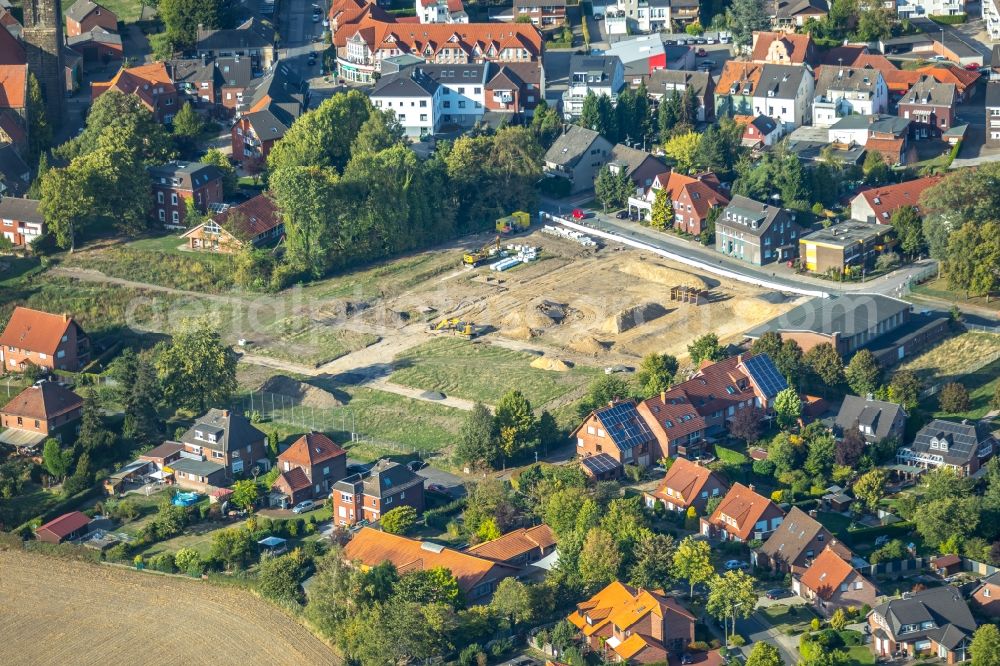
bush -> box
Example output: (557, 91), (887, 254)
(458, 644), (485, 666)
(730, 634), (747, 647)
(840, 630), (863, 646)
(148, 552), (176, 573)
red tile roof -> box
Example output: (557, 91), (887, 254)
(214, 193), (282, 238)
(706, 482), (782, 541)
(916, 64), (981, 95)
(1, 382), (83, 421)
(0, 307), (80, 356)
(276, 466), (311, 493)
(651, 171), (729, 220)
(865, 137), (905, 165)
(880, 67), (922, 94)
(853, 175), (943, 222)
(650, 457), (726, 509)
(718, 61), (764, 95)
(91, 62), (175, 110)
(35, 511), (90, 541)
(798, 546), (857, 599)
(466, 524), (556, 562)
(278, 432), (346, 469)
(750, 32), (814, 65)
(334, 16), (542, 59)
(0, 64), (27, 109)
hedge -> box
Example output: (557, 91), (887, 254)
(841, 521), (914, 548)
(14, 484), (104, 534)
(424, 498), (466, 530)
(929, 14), (966, 25)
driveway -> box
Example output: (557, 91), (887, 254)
(735, 611), (799, 666)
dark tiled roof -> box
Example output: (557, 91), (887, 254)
(544, 124), (609, 167)
(196, 18), (275, 52)
(149, 160), (223, 191)
(719, 195), (791, 237)
(910, 419), (995, 468)
(66, 0), (108, 22)
(745, 293), (912, 338)
(179, 409), (265, 454)
(873, 586), (977, 644)
(835, 395), (904, 441)
(370, 67), (440, 97)
(0, 196), (41, 223)
(757, 506), (850, 567)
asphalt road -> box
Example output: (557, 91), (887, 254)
(278, 0), (328, 89)
(735, 612), (799, 666)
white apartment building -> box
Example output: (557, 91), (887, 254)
(424, 64), (488, 128)
(605, 0), (671, 35)
(812, 66), (888, 127)
(561, 54), (625, 119)
(889, 0), (965, 19)
(370, 68), (444, 137)
(415, 0), (469, 24)
(751, 63), (814, 131)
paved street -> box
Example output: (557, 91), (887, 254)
(735, 611), (799, 666)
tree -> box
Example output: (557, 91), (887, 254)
(774, 387), (801, 430)
(746, 640), (784, 666)
(123, 358), (163, 444)
(175, 547), (202, 575)
(455, 402), (499, 470)
(26, 73), (51, 162)
(664, 131), (701, 173)
(890, 205), (925, 259)
(394, 567), (463, 608)
(42, 439), (69, 480)
(59, 90), (173, 165)
(579, 375), (633, 417)
(269, 91), (372, 173)
(862, 149), (890, 186)
(971, 623), (1000, 666)
(913, 495), (980, 549)
(650, 186), (674, 230)
(158, 0), (228, 50)
(853, 468), (887, 513)
(202, 148), (238, 197)
(380, 505), (418, 535)
(629, 531), (676, 590)
(352, 109), (405, 155)
(939, 382), (971, 413)
(530, 100), (563, 149)
(269, 165), (341, 278)
(594, 164), (633, 210)
(155, 318), (238, 412)
(659, 90), (680, 137)
(579, 528), (622, 587)
(728, 406), (764, 444)
(600, 497), (648, 553)
(39, 160), (95, 250)
(845, 349), (881, 397)
(494, 389), (537, 463)
(490, 578), (535, 628)
(804, 432), (836, 482)
(687, 333), (726, 365)
(231, 479), (259, 510)
(77, 395), (115, 454)
(946, 221), (1000, 300)
(707, 570), (757, 646)
(636, 353), (678, 397)
(836, 428), (866, 467)
(211, 527), (254, 569)
(672, 536), (714, 597)
(854, 0), (892, 41)
(804, 343), (845, 389)
(889, 369), (922, 410)
(172, 101), (203, 142)
(258, 551), (304, 601)
(580, 93), (617, 140)
(728, 0), (771, 47)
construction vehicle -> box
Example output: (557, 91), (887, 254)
(430, 318), (479, 339)
(462, 236), (502, 267)
(496, 211), (531, 235)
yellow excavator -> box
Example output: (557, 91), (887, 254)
(462, 236), (502, 267)
(430, 318), (478, 339)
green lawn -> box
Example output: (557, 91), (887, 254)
(900, 332), (1000, 382)
(816, 511), (853, 539)
(0, 483), (63, 528)
(389, 337), (600, 408)
(846, 646), (876, 666)
(759, 603), (820, 632)
(924, 357), (1000, 421)
(243, 318), (379, 368)
(139, 521), (229, 558)
(910, 277), (1000, 313)
(0, 256), (43, 286)
(714, 444), (749, 465)
(63, 0), (146, 22)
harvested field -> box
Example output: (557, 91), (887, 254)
(0, 550), (336, 666)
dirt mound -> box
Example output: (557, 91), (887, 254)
(603, 302), (669, 334)
(259, 375), (343, 408)
(530, 356), (570, 372)
(501, 300), (568, 330)
(569, 335), (610, 355)
(500, 325), (536, 341)
(618, 259), (709, 289)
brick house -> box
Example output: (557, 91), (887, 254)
(755, 507), (852, 574)
(343, 526), (520, 603)
(91, 62), (178, 123)
(898, 75), (956, 140)
(567, 581), (696, 663)
(332, 459), (425, 526)
(0, 197), (43, 248)
(896, 419), (996, 478)
(0, 381), (84, 441)
(148, 160), (224, 228)
(573, 399), (658, 470)
(870, 586), (977, 664)
(466, 524), (557, 567)
(65, 0), (117, 38)
(231, 64), (307, 170)
(716, 195), (803, 266)
(628, 170), (729, 235)
(0, 307), (90, 372)
(700, 482), (785, 542)
(175, 409), (268, 484)
(34, 511), (91, 544)
(271, 432), (347, 506)
(170, 56), (253, 116)
(643, 457), (728, 515)
(796, 546), (877, 616)
(484, 62), (544, 116)
(971, 571), (1000, 618)
(181, 194), (283, 253)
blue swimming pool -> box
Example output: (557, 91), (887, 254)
(172, 492), (201, 506)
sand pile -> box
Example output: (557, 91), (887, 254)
(603, 302), (669, 334)
(530, 356), (570, 372)
(500, 325), (536, 341)
(569, 335), (610, 355)
(260, 375), (343, 408)
(618, 259), (708, 289)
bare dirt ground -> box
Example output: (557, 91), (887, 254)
(0, 550), (337, 666)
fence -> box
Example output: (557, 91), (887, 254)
(861, 557), (930, 578)
(919, 347), (1000, 399)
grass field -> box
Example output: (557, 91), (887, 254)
(61, 0), (147, 22)
(910, 277), (1000, 313)
(925, 357), (1000, 420)
(759, 603), (819, 632)
(900, 331), (1000, 382)
(389, 337), (600, 407)
(0, 483), (62, 530)
(0, 550), (336, 665)
(299, 251), (458, 302)
(714, 444), (749, 465)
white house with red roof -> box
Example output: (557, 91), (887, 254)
(849, 175), (943, 224)
(701, 482), (785, 542)
(415, 0), (468, 23)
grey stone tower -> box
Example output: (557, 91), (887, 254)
(23, 0), (65, 126)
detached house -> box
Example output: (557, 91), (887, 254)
(796, 546), (877, 616)
(644, 457), (728, 514)
(701, 482), (784, 542)
(607, 143), (666, 193)
(849, 175), (942, 224)
(568, 581), (696, 663)
(0, 381), (83, 444)
(870, 586), (977, 664)
(574, 399), (658, 474)
(752, 63), (814, 131)
(543, 124), (613, 194)
(628, 170), (729, 235)
(750, 31), (818, 67)
(181, 193), (283, 253)
(898, 75), (957, 140)
(755, 507), (852, 574)
(0, 197), (43, 248)
(65, 0), (117, 38)
(971, 571), (1000, 618)
(0, 307), (90, 372)
(272, 432), (347, 507)
(466, 524), (557, 567)
(174, 409), (268, 489)
(148, 160), (224, 228)
(645, 69), (713, 122)
(332, 459), (426, 526)
(484, 62), (545, 116)
(91, 62), (178, 123)
(562, 55), (625, 119)
(369, 67), (444, 137)
(716, 195), (802, 266)
(897, 419), (996, 477)
(834, 394), (906, 444)
(232, 64), (307, 169)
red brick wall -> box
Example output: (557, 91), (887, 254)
(67, 9), (119, 38)
(575, 413), (624, 464)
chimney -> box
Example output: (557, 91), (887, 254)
(608, 400), (615, 408)
(63, 313), (70, 322)
(660, 390), (666, 403)
(748, 483), (756, 492)
(223, 409), (230, 418)
(866, 392), (873, 401)
(737, 353), (743, 364)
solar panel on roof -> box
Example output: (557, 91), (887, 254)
(581, 453), (622, 475)
(742, 354), (788, 400)
(596, 402), (652, 452)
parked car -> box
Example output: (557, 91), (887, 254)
(696, 47), (708, 57)
(615, 210), (629, 219)
(724, 560), (749, 571)
(681, 654), (694, 665)
(766, 588), (791, 600)
(407, 460), (428, 472)
(930, 55), (949, 62)
(698, 60), (716, 70)
(571, 208), (586, 220)
(696, 38), (707, 44)
(427, 483), (451, 496)
(874, 535), (890, 546)
(965, 62), (981, 70)
(292, 500), (316, 514)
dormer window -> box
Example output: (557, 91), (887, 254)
(195, 429), (205, 440)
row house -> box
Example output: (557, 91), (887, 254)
(148, 160), (224, 228)
(670, 0), (700, 25)
(643, 456), (728, 514)
(172, 409), (268, 490)
(716, 61), (764, 118)
(627, 170), (729, 235)
(605, 0), (671, 36)
(484, 62), (544, 116)
(915, 63), (981, 103)
(195, 18), (276, 73)
(231, 64), (307, 169)
(561, 54), (624, 119)
(91, 62), (178, 123)
(896, 418), (995, 478)
(716, 195), (803, 266)
(573, 399), (657, 475)
(182, 194), (284, 253)
(812, 66), (888, 128)
(870, 586), (977, 664)
(0, 307), (90, 372)
(332, 459), (425, 526)
(755, 507), (851, 574)
(65, 0), (117, 38)
(415, 0), (468, 23)
(700, 482), (785, 542)
(370, 67), (445, 137)
(333, 17), (543, 84)
(796, 546), (877, 617)
(898, 75), (956, 140)
(170, 56), (253, 116)
(752, 63), (814, 131)
(271, 432), (347, 507)
(0, 197), (43, 248)
(493, 0), (567, 27)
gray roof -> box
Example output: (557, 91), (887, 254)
(148, 160), (223, 190)
(605, 35), (665, 65)
(835, 394), (904, 442)
(333, 459), (424, 498)
(719, 195), (790, 237)
(757, 506), (845, 567)
(569, 54), (622, 85)
(66, 0), (108, 22)
(872, 586), (977, 645)
(645, 69), (710, 98)
(370, 68), (440, 98)
(986, 81), (1000, 108)
(197, 18), (275, 52)
(380, 54), (426, 75)
(816, 66), (882, 96)
(544, 124), (610, 168)
(608, 143), (662, 175)
(421, 63), (488, 85)
(774, 0), (828, 16)
(749, 115), (778, 135)
(0, 144), (29, 196)
(179, 409), (265, 454)
(910, 419), (996, 468)
(169, 457), (227, 477)
(0, 197), (41, 224)
(241, 64), (306, 138)
(900, 75), (956, 107)
(800, 220), (890, 248)
(171, 57), (253, 90)
(829, 113), (910, 136)
(756, 64), (808, 100)
(745, 293), (912, 338)
(67, 26), (122, 48)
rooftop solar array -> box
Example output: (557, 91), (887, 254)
(596, 402), (653, 452)
(742, 354), (788, 400)
(581, 453), (623, 475)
